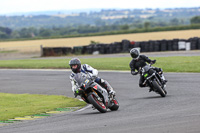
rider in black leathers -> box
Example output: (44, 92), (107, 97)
(129, 48), (167, 87)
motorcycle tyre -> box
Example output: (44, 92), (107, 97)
(87, 93), (107, 113)
(152, 81), (166, 97)
(109, 98), (119, 111)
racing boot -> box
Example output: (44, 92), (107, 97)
(160, 74), (167, 85)
(100, 79), (116, 96)
(158, 69), (168, 84)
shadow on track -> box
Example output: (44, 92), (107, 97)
(133, 94), (172, 100)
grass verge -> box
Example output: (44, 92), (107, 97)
(0, 56), (200, 72)
(0, 93), (86, 121)
(0, 50), (18, 53)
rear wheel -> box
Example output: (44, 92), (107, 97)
(109, 97), (119, 111)
(152, 81), (166, 97)
(87, 93), (107, 113)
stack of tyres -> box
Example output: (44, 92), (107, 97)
(105, 44), (112, 54)
(73, 46), (83, 55)
(160, 40), (167, 51)
(140, 41), (146, 52)
(42, 47), (72, 56)
(190, 41), (197, 50)
(82, 46), (88, 54)
(144, 41), (150, 52)
(189, 37), (199, 50)
(114, 42), (123, 53)
(148, 41), (154, 52)
(61, 47), (72, 55)
(85, 45), (94, 54)
(122, 40), (131, 52)
(167, 40), (173, 51)
(172, 39), (179, 51)
(97, 44), (107, 54)
(42, 48), (54, 56)
(92, 44), (100, 53)
(104, 44), (111, 54)
(153, 41), (160, 52)
(52, 48), (63, 55)
(109, 43), (116, 54)
(134, 42), (141, 49)
(198, 38), (200, 49)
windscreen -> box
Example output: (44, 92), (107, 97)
(142, 65), (151, 72)
(74, 73), (90, 86)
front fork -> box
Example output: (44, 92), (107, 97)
(145, 74), (162, 91)
(155, 74), (164, 88)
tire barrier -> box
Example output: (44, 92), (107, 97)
(42, 47), (72, 56)
(72, 46), (83, 55)
(41, 37), (200, 56)
(122, 39), (131, 52)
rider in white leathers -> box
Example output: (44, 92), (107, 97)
(69, 58), (115, 97)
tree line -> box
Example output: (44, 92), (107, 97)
(0, 16), (200, 40)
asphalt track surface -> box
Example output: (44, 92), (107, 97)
(1, 69), (200, 133)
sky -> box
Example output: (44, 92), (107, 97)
(0, 0), (200, 15)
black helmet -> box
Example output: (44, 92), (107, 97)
(69, 58), (81, 73)
(130, 48), (140, 60)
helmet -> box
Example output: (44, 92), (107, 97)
(130, 48), (140, 60)
(69, 58), (81, 73)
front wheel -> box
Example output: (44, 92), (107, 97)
(109, 97), (119, 111)
(87, 93), (107, 113)
(152, 81), (166, 97)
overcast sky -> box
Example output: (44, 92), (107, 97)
(0, 0), (200, 14)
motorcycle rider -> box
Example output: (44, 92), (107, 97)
(129, 48), (167, 87)
(69, 58), (115, 97)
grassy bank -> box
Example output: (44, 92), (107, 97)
(0, 56), (200, 72)
(0, 93), (86, 121)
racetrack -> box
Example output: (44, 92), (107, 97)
(1, 69), (200, 133)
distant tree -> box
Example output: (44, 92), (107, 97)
(39, 28), (52, 37)
(0, 31), (9, 39)
(18, 28), (33, 38)
(190, 16), (200, 24)
(0, 26), (12, 35)
(144, 22), (150, 31)
(11, 31), (20, 38)
(95, 19), (106, 26)
(170, 18), (179, 25)
(120, 24), (129, 30)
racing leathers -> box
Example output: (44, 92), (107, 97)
(70, 64), (115, 97)
(129, 55), (166, 87)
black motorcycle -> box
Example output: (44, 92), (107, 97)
(74, 73), (119, 113)
(137, 64), (167, 97)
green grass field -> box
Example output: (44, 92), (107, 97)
(0, 56), (200, 72)
(0, 93), (86, 121)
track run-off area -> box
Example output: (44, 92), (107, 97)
(0, 69), (200, 133)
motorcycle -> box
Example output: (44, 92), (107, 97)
(136, 64), (167, 97)
(74, 73), (119, 113)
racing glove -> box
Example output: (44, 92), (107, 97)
(74, 88), (83, 97)
(109, 89), (116, 96)
(151, 60), (156, 64)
